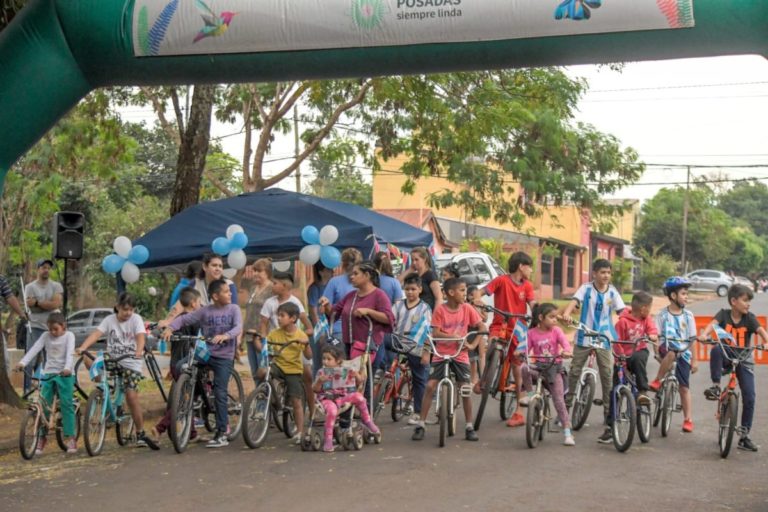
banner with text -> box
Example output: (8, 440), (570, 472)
(133, 0), (694, 57)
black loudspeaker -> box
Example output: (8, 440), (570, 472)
(53, 211), (85, 260)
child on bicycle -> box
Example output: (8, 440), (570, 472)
(16, 312), (77, 454)
(313, 345), (380, 452)
(257, 301), (312, 445)
(152, 287), (202, 444)
(522, 303), (574, 446)
(412, 277), (487, 442)
(78, 292), (159, 450)
(389, 273), (432, 425)
(162, 279), (242, 448)
(561, 258), (626, 443)
(650, 276), (698, 433)
(481, 251), (535, 428)
(603, 291), (658, 444)
(699, 284), (768, 451)
(467, 284), (488, 398)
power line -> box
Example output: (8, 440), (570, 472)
(587, 81), (768, 93)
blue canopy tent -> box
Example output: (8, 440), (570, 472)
(133, 188), (433, 270)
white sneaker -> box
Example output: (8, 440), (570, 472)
(519, 395), (530, 407)
(563, 434), (576, 446)
(407, 417), (422, 426)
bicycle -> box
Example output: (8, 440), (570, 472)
(371, 332), (415, 423)
(80, 351), (144, 456)
(167, 334), (245, 453)
(242, 333), (304, 449)
(474, 305), (530, 431)
(651, 335), (696, 437)
(524, 354), (567, 449)
(18, 372), (85, 460)
(426, 331), (479, 448)
(699, 334), (765, 458)
(569, 322), (606, 431)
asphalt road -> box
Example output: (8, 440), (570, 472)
(2, 295), (768, 511)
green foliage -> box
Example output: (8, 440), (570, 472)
(719, 181), (768, 239)
(610, 256), (634, 293)
(636, 247), (679, 293)
(308, 139), (372, 207)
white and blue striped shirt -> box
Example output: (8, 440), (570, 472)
(574, 283), (625, 349)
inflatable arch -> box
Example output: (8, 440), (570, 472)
(0, 0), (766, 189)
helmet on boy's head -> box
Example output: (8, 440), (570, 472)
(663, 276), (691, 297)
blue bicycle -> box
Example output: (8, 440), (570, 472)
(81, 352), (141, 456)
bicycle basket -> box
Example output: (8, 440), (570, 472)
(390, 334), (420, 355)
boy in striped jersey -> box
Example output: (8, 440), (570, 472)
(561, 259), (626, 443)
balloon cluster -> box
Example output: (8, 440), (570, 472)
(102, 236), (150, 283)
(299, 225), (341, 268)
(211, 224), (249, 269)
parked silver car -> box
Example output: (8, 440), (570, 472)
(684, 270), (734, 297)
(66, 308), (112, 348)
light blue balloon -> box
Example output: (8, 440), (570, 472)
(301, 225), (320, 245)
(128, 245), (150, 265)
(212, 237), (231, 256)
(229, 231), (248, 250)
(320, 245), (341, 269)
(102, 254), (125, 274)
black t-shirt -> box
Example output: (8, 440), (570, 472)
(170, 312), (201, 366)
(714, 309), (761, 348)
(419, 270), (439, 311)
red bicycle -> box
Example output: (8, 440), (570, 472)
(371, 333), (415, 422)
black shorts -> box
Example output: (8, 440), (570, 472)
(271, 365), (305, 399)
(429, 359), (471, 383)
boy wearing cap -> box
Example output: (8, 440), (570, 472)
(23, 259), (64, 391)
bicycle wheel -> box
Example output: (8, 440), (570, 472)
(226, 369), (245, 440)
(474, 347), (500, 431)
(170, 373), (195, 453)
(637, 398), (652, 443)
(611, 387), (636, 453)
(55, 402), (82, 451)
(83, 390), (107, 456)
(144, 352), (167, 403)
(242, 383), (271, 449)
(718, 394), (739, 459)
(73, 356), (95, 398)
(282, 406), (297, 439)
(652, 391), (663, 427)
(19, 408), (41, 460)
(526, 396), (542, 449)
(271, 380), (285, 433)
(115, 406), (135, 446)
(499, 360), (516, 420)
(540, 397), (550, 442)
(571, 373), (595, 431)
(438, 383), (449, 448)
(660, 381), (675, 438)
(391, 374), (413, 422)
(373, 377), (392, 421)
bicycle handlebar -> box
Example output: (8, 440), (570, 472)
(426, 331), (484, 360)
(699, 336), (765, 363)
(482, 305), (531, 323)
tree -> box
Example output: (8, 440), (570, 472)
(719, 181), (768, 239)
(308, 139), (372, 207)
(367, 70), (644, 230)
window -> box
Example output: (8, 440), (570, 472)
(456, 258), (472, 276)
(93, 310), (111, 324)
(541, 253), (553, 285)
(566, 250), (575, 288)
(66, 311), (89, 327)
(468, 257), (490, 277)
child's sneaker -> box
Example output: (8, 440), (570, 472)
(738, 436), (758, 452)
(506, 412), (525, 428)
(35, 436), (47, 455)
(563, 434), (576, 446)
(597, 428), (612, 444)
(412, 426), (425, 441)
(682, 419), (694, 433)
(519, 395), (530, 407)
(136, 431), (160, 450)
(206, 431), (229, 448)
(363, 421), (380, 435)
(323, 438), (334, 452)
(649, 379), (661, 392)
(465, 426), (479, 442)
(704, 385), (720, 401)
(66, 438), (78, 454)
(407, 416), (421, 426)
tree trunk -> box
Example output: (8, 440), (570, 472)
(0, 329), (21, 407)
(169, 85), (216, 217)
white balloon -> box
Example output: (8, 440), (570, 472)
(222, 268), (238, 279)
(227, 249), (247, 270)
(121, 262), (140, 283)
(113, 236), (132, 258)
(147, 286), (157, 296)
(226, 224), (245, 239)
(319, 225), (339, 246)
(299, 244), (321, 265)
(272, 261), (291, 272)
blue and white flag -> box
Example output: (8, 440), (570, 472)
(314, 314), (330, 342)
(89, 351), (105, 381)
(713, 325), (734, 344)
(259, 338), (269, 367)
(194, 338), (210, 363)
(513, 320), (529, 352)
(410, 315), (431, 349)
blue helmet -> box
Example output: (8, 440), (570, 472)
(663, 276), (691, 297)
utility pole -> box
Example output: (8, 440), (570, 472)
(293, 105), (300, 192)
(681, 165), (691, 273)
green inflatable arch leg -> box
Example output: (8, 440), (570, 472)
(0, 0), (766, 192)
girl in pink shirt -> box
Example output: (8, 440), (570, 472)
(522, 303), (575, 446)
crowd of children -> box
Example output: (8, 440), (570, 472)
(19, 249), (767, 456)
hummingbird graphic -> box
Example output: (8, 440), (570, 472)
(193, 0), (238, 43)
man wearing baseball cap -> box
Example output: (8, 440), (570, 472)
(23, 259), (63, 391)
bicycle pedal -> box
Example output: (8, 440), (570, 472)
(593, 398), (603, 406)
(674, 405), (682, 412)
(459, 384), (472, 398)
